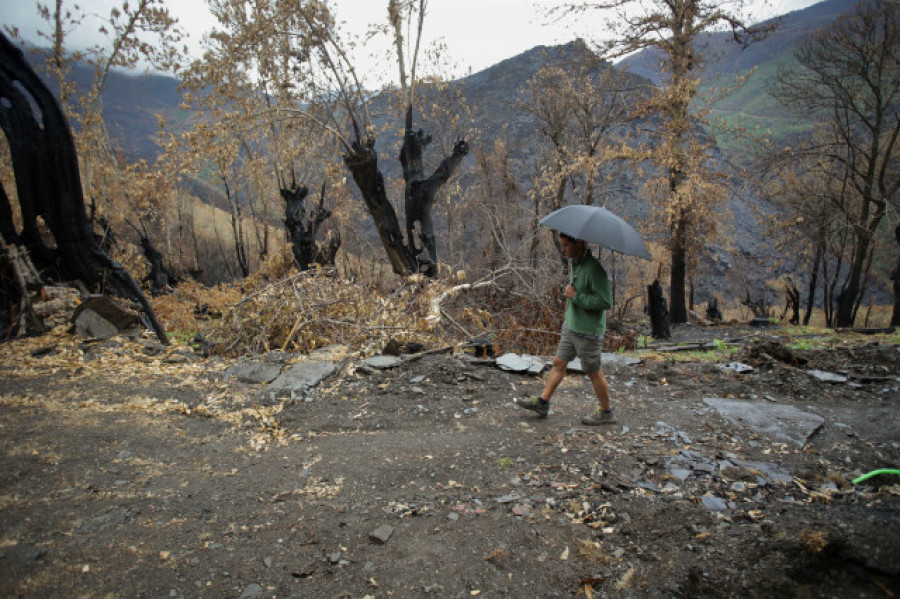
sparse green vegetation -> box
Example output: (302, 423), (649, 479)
(166, 330), (197, 345)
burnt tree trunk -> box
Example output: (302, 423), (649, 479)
(781, 279), (800, 325)
(891, 224), (900, 328)
(139, 235), (177, 296)
(344, 138), (417, 276)
(0, 180), (18, 244)
(648, 279), (671, 339)
(705, 297), (722, 321)
(281, 181), (340, 271)
(0, 33), (167, 343)
(670, 230), (688, 325)
(804, 239), (824, 326)
(315, 231), (341, 267)
(399, 106), (469, 277)
(126, 218), (177, 296)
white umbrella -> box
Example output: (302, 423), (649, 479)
(539, 205), (651, 260)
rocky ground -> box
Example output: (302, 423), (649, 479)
(0, 323), (898, 598)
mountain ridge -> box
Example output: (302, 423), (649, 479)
(15, 0), (847, 167)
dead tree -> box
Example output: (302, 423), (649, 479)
(344, 137), (417, 275)
(343, 104), (468, 278)
(281, 179), (340, 271)
(648, 279), (671, 339)
(399, 107), (469, 276)
(743, 290), (770, 319)
(0, 33), (167, 343)
(891, 224), (900, 328)
(781, 278), (800, 325)
(705, 297), (723, 321)
(125, 218), (178, 296)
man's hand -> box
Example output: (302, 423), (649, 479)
(564, 285), (576, 299)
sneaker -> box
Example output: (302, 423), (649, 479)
(515, 395), (549, 418)
(581, 408), (615, 426)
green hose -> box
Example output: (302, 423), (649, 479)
(852, 469), (900, 485)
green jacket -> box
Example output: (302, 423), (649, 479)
(566, 249), (612, 337)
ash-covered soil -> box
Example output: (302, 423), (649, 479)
(0, 324), (898, 598)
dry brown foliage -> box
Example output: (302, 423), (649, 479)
(152, 250), (490, 357)
(149, 245), (647, 360)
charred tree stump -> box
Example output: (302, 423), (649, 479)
(282, 183), (313, 269)
(344, 139), (417, 276)
(891, 224), (900, 328)
(648, 279), (670, 339)
(399, 106), (468, 277)
(743, 291), (769, 319)
(281, 181), (340, 271)
(139, 235), (177, 296)
(126, 218), (177, 296)
(705, 297), (723, 322)
(0, 33), (167, 343)
(781, 279), (800, 325)
(314, 230), (341, 267)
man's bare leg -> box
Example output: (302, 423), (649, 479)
(586, 369), (611, 411)
(540, 357), (569, 401)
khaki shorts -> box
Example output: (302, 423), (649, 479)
(556, 324), (603, 373)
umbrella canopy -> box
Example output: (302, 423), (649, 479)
(539, 205), (651, 260)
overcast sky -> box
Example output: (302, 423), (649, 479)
(1, 0), (824, 80)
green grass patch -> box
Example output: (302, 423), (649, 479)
(658, 339), (740, 363)
(166, 329), (199, 346)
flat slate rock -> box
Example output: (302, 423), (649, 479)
(717, 362), (754, 374)
(703, 397), (825, 447)
(73, 309), (120, 340)
(267, 360), (337, 397)
(807, 369), (849, 384)
(363, 355), (403, 369)
(72, 295), (142, 337)
(602, 354), (643, 367)
(369, 524), (395, 544)
(225, 361), (284, 384)
(496, 353), (550, 374)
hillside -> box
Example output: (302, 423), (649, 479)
(12, 0), (851, 303)
(18, 0), (849, 170)
(617, 0), (852, 144)
(23, 46), (188, 162)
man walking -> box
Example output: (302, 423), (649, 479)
(516, 232), (616, 425)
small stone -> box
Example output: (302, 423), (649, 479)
(670, 469), (692, 482)
(701, 495), (729, 512)
(363, 355), (403, 369)
(718, 362), (754, 374)
(369, 524), (395, 544)
(693, 463), (716, 475)
(807, 370), (848, 384)
(238, 583), (263, 599)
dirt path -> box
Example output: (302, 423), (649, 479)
(1, 326), (898, 597)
